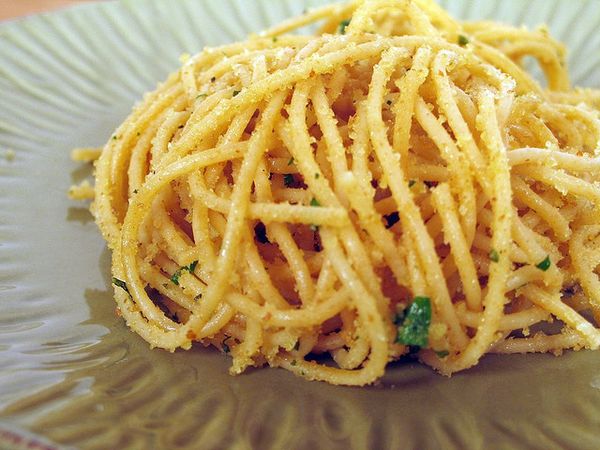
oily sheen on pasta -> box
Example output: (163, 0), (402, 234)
(86, 0), (600, 385)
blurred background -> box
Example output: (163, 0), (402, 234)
(0, 0), (97, 20)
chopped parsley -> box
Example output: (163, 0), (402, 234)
(272, 36), (278, 43)
(291, 359), (297, 366)
(310, 197), (321, 207)
(435, 350), (449, 359)
(489, 248), (500, 263)
(196, 93), (207, 100)
(408, 179), (416, 188)
(112, 277), (131, 297)
(283, 173), (294, 187)
(458, 34), (469, 46)
(287, 157), (295, 166)
(194, 293), (203, 301)
(210, 76), (216, 82)
(339, 19), (351, 34)
(233, 90), (240, 97)
(536, 255), (551, 271)
(315, 173), (320, 179)
(396, 296), (431, 348)
(170, 260), (199, 285)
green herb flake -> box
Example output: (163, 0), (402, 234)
(294, 340), (300, 351)
(170, 260), (199, 285)
(196, 93), (207, 100)
(489, 248), (500, 263)
(408, 179), (416, 188)
(194, 293), (203, 301)
(291, 359), (297, 366)
(458, 34), (469, 46)
(287, 157), (295, 166)
(283, 173), (294, 187)
(396, 296), (431, 348)
(310, 197), (321, 207)
(233, 90), (240, 97)
(210, 76), (216, 82)
(536, 255), (551, 271)
(339, 19), (351, 34)
(386, 99), (392, 106)
(112, 135), (117, 140)
(315, 173), (320, 179)
(112, 277), (131, 296)
(435, 350), (449, 359)
(272, 36), (279, 43)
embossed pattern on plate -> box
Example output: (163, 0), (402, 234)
(1, 1), (600, 448)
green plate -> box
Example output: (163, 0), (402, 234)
(1, 1), (600, 448)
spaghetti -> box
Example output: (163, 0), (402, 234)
(79, 0), (600, 385)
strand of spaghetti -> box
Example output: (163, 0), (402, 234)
(346, 0), (438, 37)
(166, 41), (392, 164)
(185, 182), (347, 226)
(367, 45), (468, 350)
(392, 46), (432, 176)
(189, 174), (217, 273)
(536, 104), (583, 148)
(168, 34), (471, 164)
(242, 235), (291, 310)
(520, 285), (600, 349)
(511, 175), (571, 242)
(250, 153), (318, 306)
(225, 288), (348, 328)
(512, 164), (600, 205)
(431, 183), (481, 312)
(117, 97), (284, 348)
(230, 317), (263, 375)
(491, 331), (582, 354)
(311, 79), (350, 200)
(331, 319), (371, 369)
(552, 104), (600, 149)
(494, 41), (569, 91)
(431, 51), (492, 198)
(339, 171), (410, 287)
(279, 227), (388, 385)
(150, 110), (189, 171)
(569, 225), (600, 323)
(111, 82), (185, 217)
(455, 302), (550, 331)
(507, 147), (600, 171)
(471, 41), (542, 96)
(414, 92), (477, 245)
(433, 89), (513, 373)
(181, 92), (288, 337)
(92, 72), (181, 246)
(257, 2), (353, 38)
(284, 82), (386, 307)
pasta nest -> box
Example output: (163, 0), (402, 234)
(92, 0), (600, 385)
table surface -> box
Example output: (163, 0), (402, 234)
(0, 0), (96, 21)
